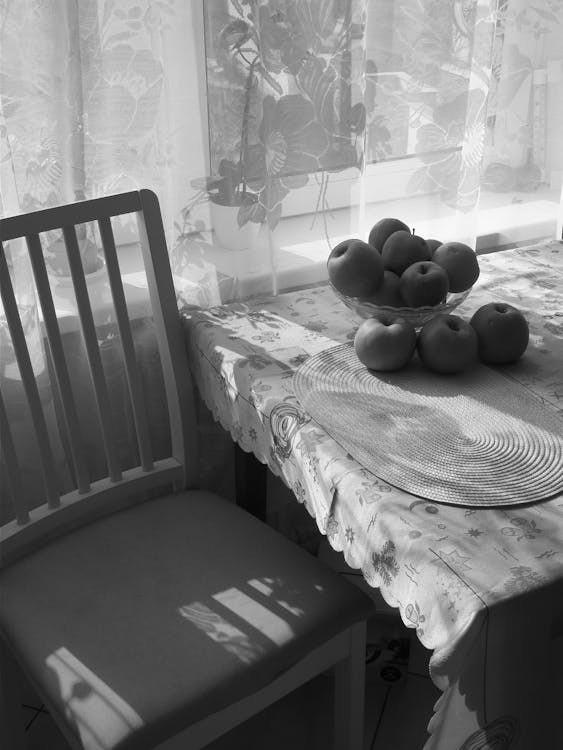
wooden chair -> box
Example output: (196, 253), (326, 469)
(0, 190), (374, 750)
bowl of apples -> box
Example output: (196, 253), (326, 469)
(327, 218), (479, 329)
(330, 285), (473, 327)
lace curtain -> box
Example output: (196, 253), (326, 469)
(4, 1), (562, 289)
(2, 0), (562, 519)
(485, 0), (563, 189)
(0, 0), (206, 263)
(1, 0), (504, 291)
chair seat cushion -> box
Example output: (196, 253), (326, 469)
(0, 490), (373, 750)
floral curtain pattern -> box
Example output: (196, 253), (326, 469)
(2, 0), (560, 383)
(0, 9), (559, 396)
(0, 0), (203, 520)
(0, 0), (206, 268)
(483, 0), (563, 193)
(0, 97), (45, 384)
(365, 0), (498, 214)
(1, 1), (562, 536)
(2, 1), (561, 275)
(199, 0), (368, 233)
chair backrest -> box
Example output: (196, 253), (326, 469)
(0, 190), (199, 565)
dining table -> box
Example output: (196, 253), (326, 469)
(182, 238), (563, 750)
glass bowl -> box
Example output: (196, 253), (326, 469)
(330, 284), (472, 328)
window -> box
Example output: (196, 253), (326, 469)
(1, 1), (561, 306)
(178, 0), (561, 301)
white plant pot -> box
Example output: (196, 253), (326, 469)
(46, 237), (102, 276)
(209, 200), (260, 251)
(47, 259), (110, 315)
(47, 260), (107, 289)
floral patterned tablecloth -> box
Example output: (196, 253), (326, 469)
(183, 240), (563, 750)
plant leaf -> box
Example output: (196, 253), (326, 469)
(406, 167), (436, 195)
(237, 196), (262, 227)
(255, 63), (284, 95)
(349, 103), (366, 135)
(220, 19), (253, 51)
(312, 0), (341, 41)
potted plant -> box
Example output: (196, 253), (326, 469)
(44, 225), (105, 280)
(189, 0), (369, 251)
(200, 157), (262, 251)
(195, 38), (264, 251)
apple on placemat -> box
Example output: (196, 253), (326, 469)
(354, 317), (417, 372)
(417, 314), (479, 374)
(470, 303), (529, 363)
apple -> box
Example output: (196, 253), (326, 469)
(431, 242), (480, 293)
(368, 217), (410, 253)
(381, 231), (431, 276)
(469, 302), (529, 364)
(361, 270), (404, 307)
(354, 316), (417, 371)
(399, 261), (449, 307)
(327, 239), (385, 298)
(417, 314), (478, 374)
(426, 239), (443, 255)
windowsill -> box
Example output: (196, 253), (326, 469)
(474, 191), (561, 252)
(44, 255), (152, 336)
(43, 187), (560, 334)
(176, 187), (561, 303)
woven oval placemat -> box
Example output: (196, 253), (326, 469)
(293, 343), (563, 507)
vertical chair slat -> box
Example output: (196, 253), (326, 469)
(26, 234), (91, 493)
(136, 190), (199, 488)
(97, 218), (154, 472)
(0, 390), (28, 525)
(0, 243), (61, 508)
(62, 225), (122, 483)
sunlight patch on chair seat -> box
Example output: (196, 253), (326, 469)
(248, 577), (305, 617)
(46, 647), (143, 750)
(213, 587), (295, 646)
(179, 602), (267, 664)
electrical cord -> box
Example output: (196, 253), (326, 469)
(369, 685), (392, 750)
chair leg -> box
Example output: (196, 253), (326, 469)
(0, 638), (27, 750)
(234, 443), (267, 521)
(333, 621), (367, 750)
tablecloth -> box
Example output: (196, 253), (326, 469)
(183, 240), (563, 749)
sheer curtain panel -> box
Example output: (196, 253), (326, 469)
(2, 0), (563, 524)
